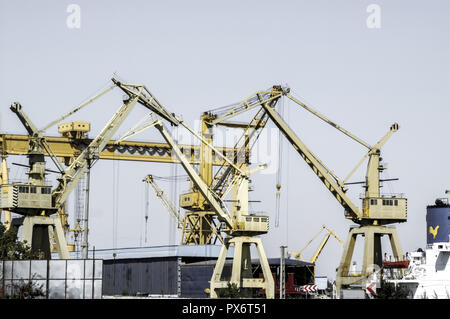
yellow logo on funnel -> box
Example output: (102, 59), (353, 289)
(429, 225), (439, 239)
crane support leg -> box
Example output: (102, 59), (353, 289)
(0, 156), (11, 229)
(210, 236), (274, 299)
(335, 225), (403, 297)
(11, 216), (70, 259)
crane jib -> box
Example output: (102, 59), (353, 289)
(261, 103), (361, 221)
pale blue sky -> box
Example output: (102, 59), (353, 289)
(1, 0), (449, 280)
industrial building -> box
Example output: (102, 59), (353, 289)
(80, 245), (316, 298)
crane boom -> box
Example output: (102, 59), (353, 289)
(261, 102), (362, 221)
(310, 233), (331, 264)
(288, 225), (344, 263)
(53, 77), (184, 209)
(204, 86), (285, 198)
(143, 174), (183, 227)
(10, 103), (40, 136)
(154, 121), (233, 229)
(52, 94), (140, 208)
(309, 227), (344, 263)
(286, 94), (372, 150)
(113, 79), (180, 126)
(205, 88), (285, 126)
(10, 103), (65, 177)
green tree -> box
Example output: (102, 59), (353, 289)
(0, 222), (45, 299)
(0, 222), (44, 260)
(7, 279), (45, 299)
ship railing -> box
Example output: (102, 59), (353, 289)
(359, 192), (406, 199)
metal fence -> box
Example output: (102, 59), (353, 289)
(0, 259), (103, 299)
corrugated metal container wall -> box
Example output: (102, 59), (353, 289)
(181, 262), (232, 298)
(102, 258), (178, 296)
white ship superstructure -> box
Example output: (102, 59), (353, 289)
(387, 198), (450, 299)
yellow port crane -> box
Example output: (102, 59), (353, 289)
(153, 119), (275, 299)
(288, 225), (344, 264)
(1, 78), (231, 258)
(143, 174), (183, 228)
(0, 101), (246, 253)
(115, 82), (284, 299)
(0, 84), (146, 258)
(143, 174), (225, 245)
(206, 86), (407, 296)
